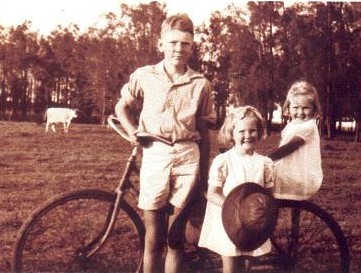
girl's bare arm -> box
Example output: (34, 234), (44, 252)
(206, 185), (226, 207)
(268, 136), (305, 161)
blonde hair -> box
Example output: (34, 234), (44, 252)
(218, 106), (267, 147)
(161, 13), (194, 37)
(283, 80), (322, 118)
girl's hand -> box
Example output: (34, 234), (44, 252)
(206, 185), (225, 207)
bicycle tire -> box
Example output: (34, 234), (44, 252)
(12, 189), (145, 273)
(263, 199), (350, 273)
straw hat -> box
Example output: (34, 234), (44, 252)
(222, 182), (278, 252)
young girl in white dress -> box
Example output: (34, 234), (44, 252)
(198, 106), (274, 273)
(269, 80), (323, 200)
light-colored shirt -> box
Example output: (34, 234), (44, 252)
(208, 149), (274, 195)
(198, 149), (274, 256)
(121, 61), (216, 143)
(274, 119), (323, 200)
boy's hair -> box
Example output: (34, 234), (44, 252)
(161, 13), (194, 37)
(218, 106), (267, 147)
(283, 80), (322, 118)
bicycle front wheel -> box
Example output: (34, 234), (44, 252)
(271, 199), (349, 273)
(13, 189), (144, 273)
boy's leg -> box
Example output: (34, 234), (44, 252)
(166, 142), (200, 273)
(165, 207), (183, 273)
(143, 209), (168, 273)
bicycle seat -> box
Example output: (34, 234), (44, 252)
(136, 131), (173, 146)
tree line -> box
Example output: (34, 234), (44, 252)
(0, 1), (360, 140)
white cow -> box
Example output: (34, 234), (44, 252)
(45, 108), (77, 133)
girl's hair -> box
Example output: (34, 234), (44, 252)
(161, 13), (194, 37)
(218, 106), (267, 147)
(283, 80), (322, 118)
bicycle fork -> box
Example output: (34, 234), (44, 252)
(77, 147), (139, 261)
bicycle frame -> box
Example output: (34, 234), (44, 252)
(78, 116), (141, 259)
(80, 115), (176, 261)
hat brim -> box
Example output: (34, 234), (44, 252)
(222, 182), (278, 252)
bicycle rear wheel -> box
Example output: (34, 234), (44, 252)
(13, 189), (144, 273)
(269, 199), (349, 273)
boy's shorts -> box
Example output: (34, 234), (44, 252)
(138, 141), (200, 210)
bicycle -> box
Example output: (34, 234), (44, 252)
(12, 115), (350, 273)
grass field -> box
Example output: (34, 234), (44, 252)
(1, 121), (361, 272)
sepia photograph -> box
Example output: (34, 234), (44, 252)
(0, 1), (360, 272)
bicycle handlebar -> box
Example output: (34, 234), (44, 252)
(107, 115), (173, 146)
(107, 115), (133, 143)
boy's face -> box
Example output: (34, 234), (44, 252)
(159, 29), (193, 68)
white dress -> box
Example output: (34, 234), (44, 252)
(274, 119), (323, 200)
(198, 148), (274, 256)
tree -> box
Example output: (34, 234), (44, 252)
(5, 22), (39, 120)
(197, 6), (258, 107)
(248, 1), (283, 130)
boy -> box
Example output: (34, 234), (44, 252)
(115, 14), (215, 273)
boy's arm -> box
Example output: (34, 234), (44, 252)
(114, 95), (138, 144)
(197, 119), (210, 194)
(198, 82), (220, 130)
(268, 136), (305, 161)
(196, 82), (217, 191)
(199, 115), (221, 130)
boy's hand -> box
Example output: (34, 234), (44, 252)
(127, 133), (139, 146)
(136, 135), (151, 147)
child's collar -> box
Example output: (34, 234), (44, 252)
(154, 61), (204, 83)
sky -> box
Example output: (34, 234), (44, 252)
(0, 0), (255, 35)
(0, 1), (351, 36)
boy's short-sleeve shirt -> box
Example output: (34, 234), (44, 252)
(121, 61), (215, 142)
